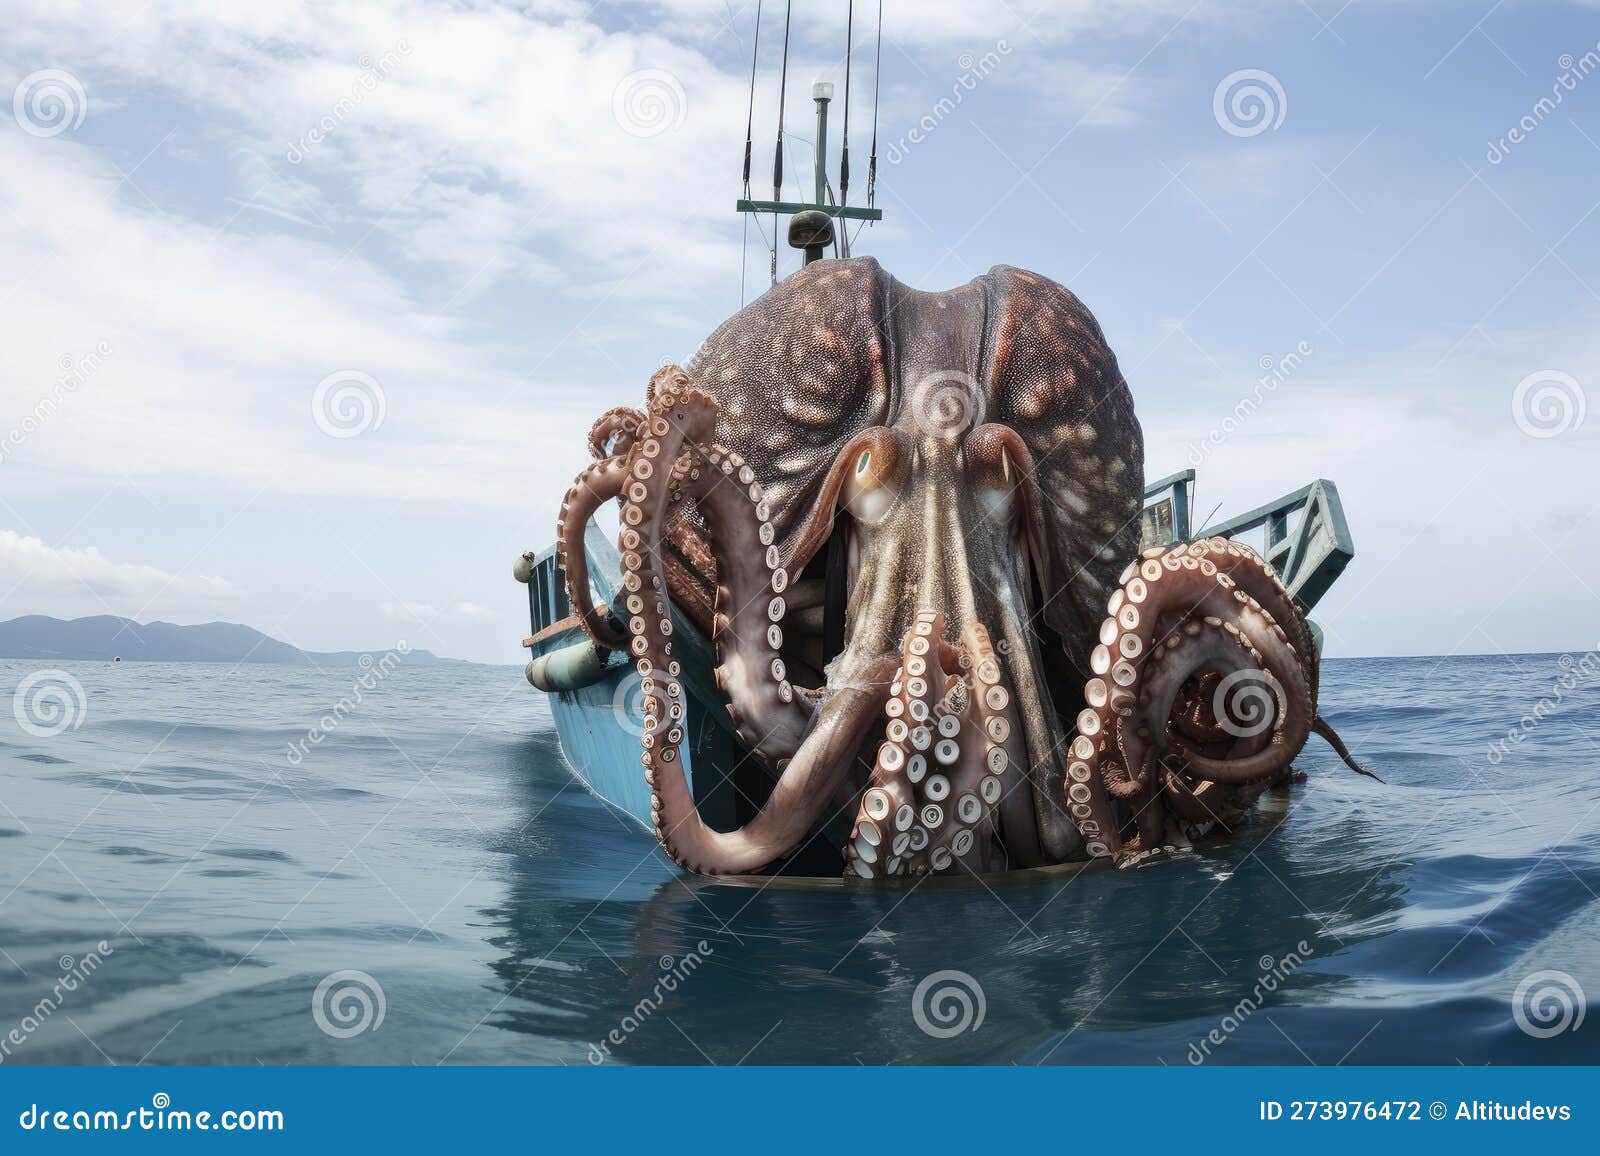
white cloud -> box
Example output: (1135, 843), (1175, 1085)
(379, 599), (498, 625)
(0, 132), (601, 512)
(379, 601), (439, 626)
(0, 530), (244, 618)
(1138, 308), (1600, 657)
(2, 1), (1207, 309)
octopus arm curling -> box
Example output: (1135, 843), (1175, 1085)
(550, 259), (1364, 878)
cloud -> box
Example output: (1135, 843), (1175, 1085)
(2, 1), (1212, 308)
(379, 599), (498, 625)
(634, 0), (1216, 48)
(0, 530), (244, 618)
(3, 2), (748, 300)
(1137, 307), (1600, 657)
(0, 131), (601, 512)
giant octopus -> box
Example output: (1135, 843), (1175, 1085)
(556, 259), (1363, 879)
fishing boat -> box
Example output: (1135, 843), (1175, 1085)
(513, 32), (1355, 871)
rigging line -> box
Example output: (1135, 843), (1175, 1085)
(772, 0), (793, 285)
(867, 0), (882, 208)
(741, 0), (763, 196)
(774, 0), (792, 201)
(745, 196), (777, 300)
(840, 0), (854, 206)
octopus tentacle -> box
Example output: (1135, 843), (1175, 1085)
(923, 631), (996, 874)
(1165, 541), (1385, 783)
(1185, 539), (1372, 779)
(558, 455), (631, 649)
(1181, 538), (1318, 698)
(964, 624), (1044, 869)
(898, 613), (958, 873)
(847, 663), (920, 879)
(688, 442), (814, 761)
(1097, 547), (1312, 789)
(588, 406), (646, 460)
(851, 615), (1081, 877)
(1165, 623), (1311, 785)
(623, 369), (894, 873)
(1162, 540), (1381, 782)
(845, 641), (931, 879)
(847, 613), (1012, 878)
(1069, 540), (1319, 856)
(1312, 716), (1381, 780)
(1124, 616), (1294, 787)
(1161, 765), (1224, 825)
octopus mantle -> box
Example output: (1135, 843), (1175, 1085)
(556, 258), (1360, 879)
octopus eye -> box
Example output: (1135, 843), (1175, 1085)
(974, 455), (1016, 519)
(838, 430), (905, 526)
(966, 433), (1018, 521)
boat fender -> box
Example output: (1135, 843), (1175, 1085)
(525, 639), (618, 693)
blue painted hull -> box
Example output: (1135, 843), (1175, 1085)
(523, 523), (745, 837)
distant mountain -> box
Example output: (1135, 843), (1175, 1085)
(0, 615), (461, 666)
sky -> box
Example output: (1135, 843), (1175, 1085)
(0, 0), (1597, 664)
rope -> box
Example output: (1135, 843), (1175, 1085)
(741, 0), (763, 196)
(773, 0), (793, 284)
(867, 0), (882, 208)
(840, 0), (854, 206)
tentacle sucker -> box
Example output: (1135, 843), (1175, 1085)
(689, 441), (814, 761)
(624, 368), (897, 873)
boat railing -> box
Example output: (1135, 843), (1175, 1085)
(1142, 470), (1353, 613)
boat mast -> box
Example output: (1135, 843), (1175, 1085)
(737, 4), (883, 274)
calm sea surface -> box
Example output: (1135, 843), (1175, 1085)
(1, 653), (1597, 1065)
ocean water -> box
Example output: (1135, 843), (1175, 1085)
(1, 652), (1596, 1066)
